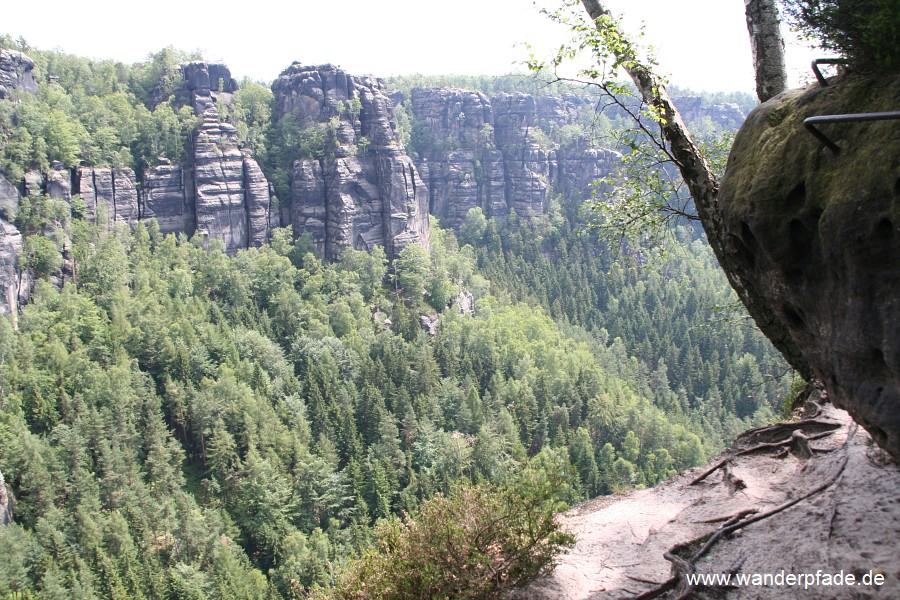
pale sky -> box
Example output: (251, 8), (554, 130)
(5, 0), (823, 93)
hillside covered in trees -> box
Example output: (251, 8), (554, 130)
(0, 37), (792, 598)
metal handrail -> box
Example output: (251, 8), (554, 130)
(811, 58), (847, 87)
(803, 111), (900, 153)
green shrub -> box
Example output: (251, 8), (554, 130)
(326, 452), (577, 599)
(782, 0), (900, 72)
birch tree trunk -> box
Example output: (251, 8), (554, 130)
(578, 0), (812, 378)
(0, 469), (11, 525)
(744, 0), (788, 101)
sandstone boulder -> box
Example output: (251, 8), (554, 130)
(719, 73), (900, 458)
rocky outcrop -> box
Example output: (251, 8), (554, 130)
(410, 88), (507, 225)
(273, 64), (429, 260)
(46, 162), (72, 202)
(185, 62), (280, 252)
(719, 73), (900, 459)
(551, 141), (622, 200)
(0, 173), (19, 221)
(0, 219), (27, 318)
(77, 167), (139, 227)
(409, 88), (621, 228)
(243, 154), (279, 248)
(493, 92), (552, 218)
(674, 95), (749, 129)
(3, 61), (279, 254)
(192, 115), (250, 250)
(0, 48), (37, 99)
(142, 162), (195, 235)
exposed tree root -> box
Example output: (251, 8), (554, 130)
(690, 429), (836, 485)
(734, 418), (840, 448)
(633, 423), (857, 599)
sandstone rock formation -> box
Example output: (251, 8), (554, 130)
(77, 167), (139, 227)
(185, 62), (279, 253)
(551, 141), (621, 201)
(0, 469), (11, 526)
(0, 48), (37, 99)
(408, 88), (622, 228)
(1, 59), (279, 256)
(0, 173), (18, 220)
(410, 88), (508, 225)
(272, 63), (429, 260)
(0, 219), (27, 318)
(719, 73), (900, 459)
(675, 95), (748, 129)
(142, 161), (195, 235)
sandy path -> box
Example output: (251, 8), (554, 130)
(518, 405), (900, 599)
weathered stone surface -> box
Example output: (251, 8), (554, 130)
(552, 141), (622, 200)
(273, 63), (354, 125)
(24, 171), (43, 197)
(181, 62), (278, 253)
(719, 73), (900, 459)
(675, 95), (748, 129)
(0, 173), (19, 221)
(46, 163), (72, 202)
(492, 93), (551, 218)
(275, 64), (429, 259)
(77, 167), (138, 226)
(0, 48), (37, 99)
(536, 94), (587, 129)
(182, 61), (238, 95)
(0, 219), (27, 318)
(408, 88), (619, 226)
(291, 159), (328, 255)
(410, 87), (493, 147)
(409, 88), (506, 226)
(192, 118), (248, 251)
(112, 168), (139, 225)
(142, 163), (195, 235)
(244, 154), (280, 247)
(0, 469), (11, 526)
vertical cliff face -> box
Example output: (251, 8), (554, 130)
(184, 61), (279, 253)
(142, 161), (195, 235)
(0, 48), (37, 99)
(272, 64), (429, 260)
(0, 218), (27, 319)
(2, 59), (279, 255)
(551, 141), (621, 200)
(76, 167), (140, 227)
(492, 93), (551, 218)
(408, 88), (622, 228)
(410, 88), (507, 225)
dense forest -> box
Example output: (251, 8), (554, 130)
(0, 37), (792, 598)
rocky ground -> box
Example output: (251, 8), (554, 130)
(519, 399), (900, 599)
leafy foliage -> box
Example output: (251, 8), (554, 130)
(326, 449), (576, 599)
(0, 207), (741, 595)
(781, 0), (900, 71)
(0, 45), (200, 179)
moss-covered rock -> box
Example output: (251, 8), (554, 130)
(720, 73), (900, 458)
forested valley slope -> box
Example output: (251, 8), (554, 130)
(0, 39), (795, 598)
